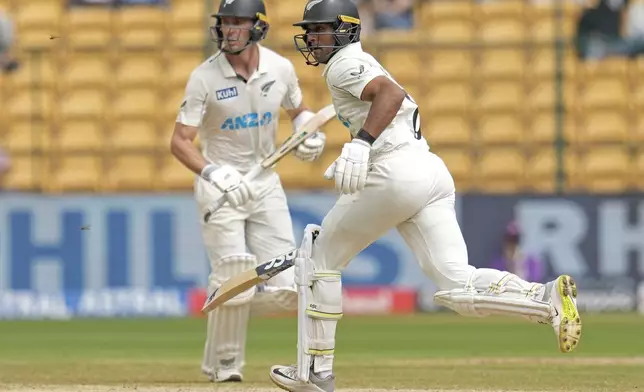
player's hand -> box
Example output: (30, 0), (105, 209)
(294, 132), (326, 161)
(202, 164), (255, 208)
(323, 139), (370, 194)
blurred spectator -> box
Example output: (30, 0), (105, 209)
(490, 221), (545, 283)
(575, 0), (644, 60)
(358, 0), (414, 34)
(0, 147), (10, 190)
(0, 10), (19, 74)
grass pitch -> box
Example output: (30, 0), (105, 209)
(0, 313), (643, 391)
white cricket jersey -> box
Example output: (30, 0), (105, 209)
(177, 45), (303, 174)
(322, 42), (429, 154)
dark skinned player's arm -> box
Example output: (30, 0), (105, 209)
(358, 76), (405, 141)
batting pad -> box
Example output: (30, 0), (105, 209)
(202, 254), (257, 377)
(434, 270), (552, 323)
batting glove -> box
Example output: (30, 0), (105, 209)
(294, 132), (326, 161)
(323, 139), (370, 195)
(202, 164), (255, 208)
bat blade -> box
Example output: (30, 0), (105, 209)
(201, 249), (298, 314)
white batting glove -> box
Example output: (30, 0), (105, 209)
(294, 132), (326, 161)
(323, 139), (370, 194)
(201, 164), (255, 208)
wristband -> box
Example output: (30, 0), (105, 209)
(200, 163), (218, 180)
(356, 128), (376, 145)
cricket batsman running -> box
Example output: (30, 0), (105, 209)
(169, 0), (327, 383)
(268, 1), (583, 391)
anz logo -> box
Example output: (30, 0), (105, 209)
(221, 112), (273, 131)
(338, 113), (351, 129)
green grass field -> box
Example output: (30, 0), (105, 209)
(0, 313), (643, 392)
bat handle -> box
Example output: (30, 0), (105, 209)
(202, 164), (264, 223)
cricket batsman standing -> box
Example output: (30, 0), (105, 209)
(169, 0), (327, 383)
(268, 1), (583, 391)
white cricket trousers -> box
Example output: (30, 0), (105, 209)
(313, 144), (474, 290)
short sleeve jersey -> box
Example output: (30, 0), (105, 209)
(322, 42), (428, 154)
(177, 45), (303, 173)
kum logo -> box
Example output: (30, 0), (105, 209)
(216, 87), (238, 100)
(221, 112), (273, 131)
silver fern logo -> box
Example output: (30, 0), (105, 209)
(306, 0), (324, 12)
(223, 0), (236, 7)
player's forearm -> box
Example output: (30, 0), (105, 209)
(360, 86), (405, 140)
(170, 134), (209, 176)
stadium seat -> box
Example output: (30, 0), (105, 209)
(477, 114), (523, 145)
(633, 152), (644, 189)
(379, 49), (423, 84)
(420, 0), (473, 23)
(275, 153), (318, 189)
(61, 54), (112, 89)
(424, 115), (472, 146)
(428, 20), (475, 44)
(434, 148), (473, 189)
(301, 86), (331, 109)
(423, 82), (473, 114)
(477, 148), (526, 192)
(526, 112), (575, 144)
(527, 48), (577, 81)
(60, 89), (108, 120)
(526, 81), (576, 113)
(47, 154), (103, 192)
(577, 111), (629, 144)
(166, 51), (205, 90)
(114, 6), (167, 49)
(3, 121), (52, 154)
(478, 49), (526, 81)
(158, 154), (195, 191)
(323, 121), (351, 148)
(112, 89), (159, 120)
(579, 78), (628, 111)
(164, 87), (186, 121)
(110, 120), (158, 151)
(116, 54), (163, 88)
(56, 120), (104, 152)
(3, 154), (44, 191)
(478, 0), (526, 19)
(530, 17), (575, 42)
(7, 90), (55, 121)
(479, 19), (527, 44)
(9, 54), (57, 90)
(106, 153), (157, 191)
(169, 0), (205, 47)
(64, 6), (113, 48)
(578, 58), (629, 82)
(475, 82), (524, 113)
(580, 147), (631, 192)
(426, 50), (473, 82)
(14, 0), (63, 48)
(524, 148), (578, 192)
(280, 49), (319, 84)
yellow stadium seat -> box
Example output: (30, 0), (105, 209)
(9, 55), (57, 90)
(106, 153), (156, 191)
(56, 120), (104, 152)
(530, 18), (575, 42)
(476, 82), (524, 113)
(166, 51), (205, 89)
(423, 82), (473, 114)
(278, 115), (292, 143)
(477, 148), (526, 192)
(60, 89), (108, 120)
(526, 112), (575, 144)
(526, 81), (576, 113)
(479, 49), (525, 81)
(48, 155), (103, 192)
(158, 155), (195, 191)
(577, 111), (629, 144)
(528, 1), (582, 20)
(169, 0), (205, 47)
(7, 90), (55, 121)
(424, 115), (472, 146)
(64, 6), (113, 48)
(633, 152), (644, 190)
(477, 114), (523, 145)
(114, 6), (167, 48)
(428, 21), (475, 44)
(116, 54), (163, 88)
(4, 121), (52, 154)
(113, 89), (159, 120)
(580, 148), (631, 192)
(164, 88), (186, 121)
(14, 0), (63, 48)
(110, 120), (158, 151)
(275, 153), (316, 189)
(301, 86), (331, 109)
(578, 58), (629, 81)
(524, 148), (578, 192)
(634, 115), (644, 142)
(427, 50), (473, 82)
(420, 1), (473, 22)
(3, 155), (44, 191)
(380, 50), (423, 84)
(579, 78), (628, 111)
(527, 48), (577, 81)
(479, 19), (526, 44)
(61, 54), (112, 89)
(281, 49), (320, 84)
(323, 121), (351, 148)
(434, 148), (473, 189)
(478, 0), (526, 19)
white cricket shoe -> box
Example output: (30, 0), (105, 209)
(202, 366), (243, 383)
(270, 365), (335, 392)
(546, 274), (582, 353)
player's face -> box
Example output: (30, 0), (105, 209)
(219, 16), (254, 52)
(306, 24), (336, 63)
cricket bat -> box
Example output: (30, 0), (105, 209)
(201, 249), (298, 314)
(203, 104), (336, 223)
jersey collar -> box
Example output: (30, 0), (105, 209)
(323, 42), (363, 78)
(217, 44), (270, 80)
